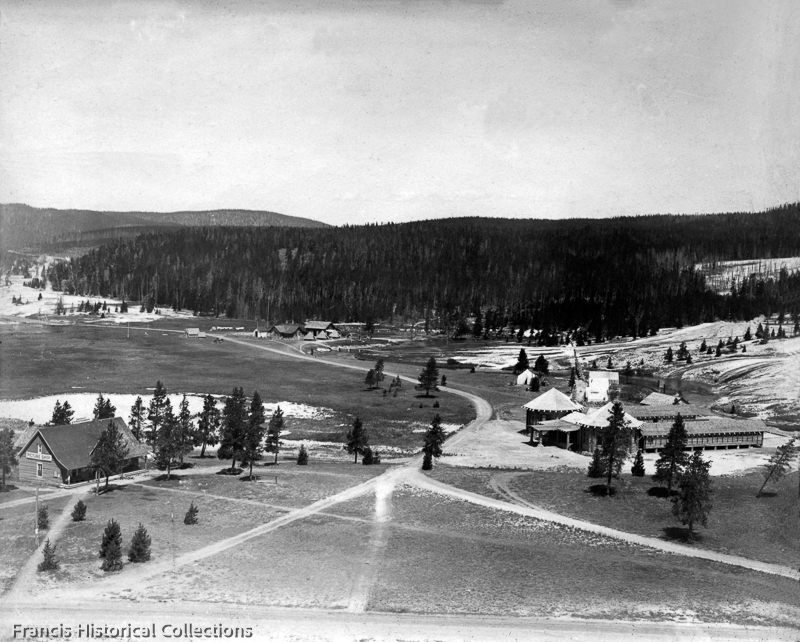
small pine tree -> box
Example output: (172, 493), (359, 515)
(127, 523), (152, 562)
(184, 501), (199, 525)
(297, 444), (309, 465)
(71, 500), (87, 522)
(421, 450), (433, 471)
(587, 448), (605, 478)
(631, 450), (645, 477)
(665, 347), (673, 363)
(672, 451), (713, 541)
(101, 540), (124, 572)
(37, 539), (59, 572)
(37, 504), (49, 531)
(362, 446), (374, 465)
(757, 438), (797, 497)
(99, 519), (122, 558)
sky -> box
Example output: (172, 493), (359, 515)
(1, 0), (799, 225)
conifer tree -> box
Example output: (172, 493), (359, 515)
(587, 448), (605, 478)
(672, 451), (712, 541)
(346, 416), (369, 463)
(0, 427), (18, 490)
(653, 414), (689, 493)
(99, 519), (122, 558)
(599, 402), (631, 492)
(37, 539), (59, 572)
(631, 450), (645, 477)
(568, 368), (576, 389)
(127, 523), (152, 563)
(195, 394), (220, 457)
(154, 400), (181, 478)
(266, 406), (284, 465)
(184, 501), (199, 524)
(534, 354), (549, 374)
(218, 387), (248, 472)
(147, 381), (169, 445)
(364, 369), (376, 390)
(423, 414), (446, 459)
(417, 357), (439, 397)
(699, 339), (707, 352)
(514, 349), (529, 374)
(90, 420), (130, 491)
(757, 438), (797, 497)
(50, 400), (74, 426)
(297, 444), (309, 465)
(530, 376), (540, 392)
(93, 393), (116, 420)
(362, 446), (374, 465)
(177, 394), (195, 463)
(665, 347), (673, 363)
(71, 499), (87, 522)
(421, 450), (433, 471)
(101, 539), (123, 572)
(374, 359), (385, 387)
(129, 396), (146, 441)
(37, 504), (49, 530)
(241, 391), (266, 479)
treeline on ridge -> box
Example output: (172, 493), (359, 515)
(47, 204), (800, 338)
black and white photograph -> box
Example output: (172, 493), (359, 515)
(1, 1), (799, 640)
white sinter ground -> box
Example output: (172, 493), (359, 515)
(0, 393), (333, 425)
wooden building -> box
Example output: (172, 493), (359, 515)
(17, 417), (146, 487)
(523, 389), (583, 446)
(639, 418), (765, 452)
(557, 403), (644, 452)
(304, 320), (335, 339)
(268, 324), (303, 340)
(628, 404), (708, 422)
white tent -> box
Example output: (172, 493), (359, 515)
(516, 370), (535, 386)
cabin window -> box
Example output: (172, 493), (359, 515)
(53, 468), (60, 479)
(36, 463), (43, 477)
(37, 443), (42, 454)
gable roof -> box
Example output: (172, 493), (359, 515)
(640, 392), (680, 406)
(523, 388), (582, 412)
(304, 320), (333, 331)
(588, 371), (619, 381)
(269, 324), (302, 334)
(640, 417), (766, 437)
(628, 404), (709, 421)
(570, 402), (643, 428)
(21, 417), (146, 471)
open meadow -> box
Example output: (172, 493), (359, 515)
(428, 466), (800, 566)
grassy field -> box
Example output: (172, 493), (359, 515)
(0, 323), (474, 440)
(371, 486), (800, 625)
(0, 496), (71, 594)
(428, 466), (800, 566)
(139, 462), (386, 509)
(39, 483), (286, 588)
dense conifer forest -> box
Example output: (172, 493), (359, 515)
(46, 205), (800, 338)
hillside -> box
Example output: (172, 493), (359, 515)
(0, 203), (327, 252)
(43, 204), (800, 335)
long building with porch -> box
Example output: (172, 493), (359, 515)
(16, 417), (146, 487)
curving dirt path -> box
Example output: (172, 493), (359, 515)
(405, 469), (800, 581)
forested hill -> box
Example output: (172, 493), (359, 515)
(0, 203), (327, 252)
(48, 204), (800, 337)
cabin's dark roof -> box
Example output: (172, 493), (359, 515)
(304, 320), (333, 331)
(628, 404), (709, 421)
(639, 418), (766, 437)
(22, 417), (146, 470)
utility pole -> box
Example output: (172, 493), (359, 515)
(34, 484), (40, 547)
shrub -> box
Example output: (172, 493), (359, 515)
(422, 450), (433, 471)
(372, 449), (381, 464)
(297, 445), (309, 465)
(37, 505), (49, 531)
(362, 446), (374, 465)
(433, 401), (440, 408)
(184, 501), (199, 525)
(37, 539), (59, 572)
(128, 523), (152, 562)
(631, 450), (646, 477)
(101, 540), (123, 572)
(99, 519), (122, 559)
(71, 500), (87, 522)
